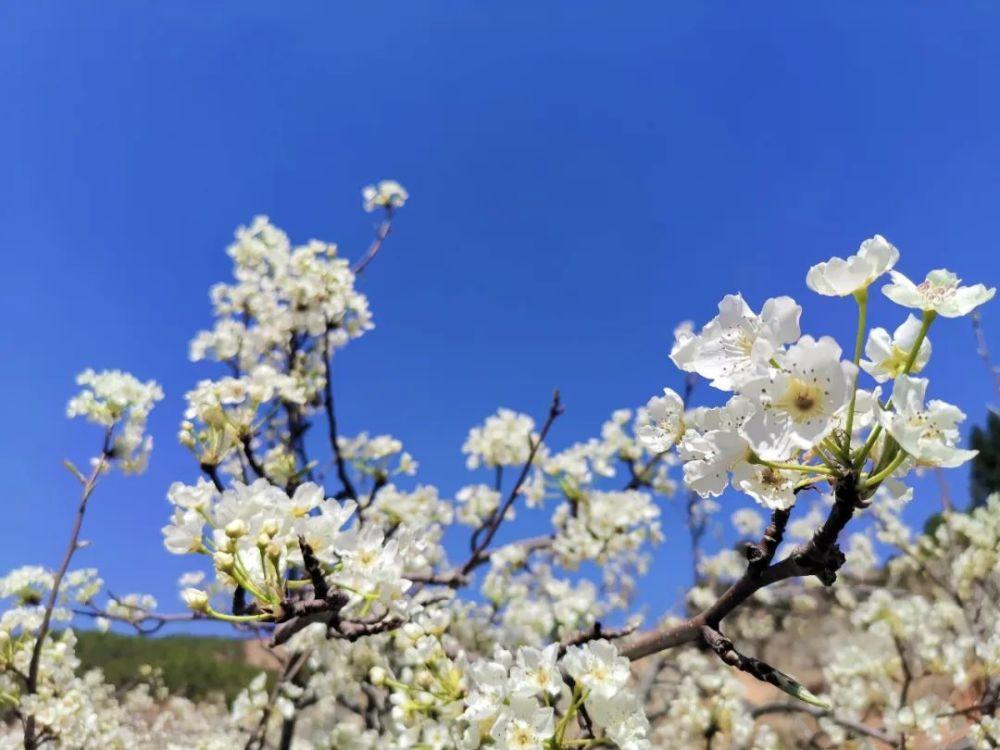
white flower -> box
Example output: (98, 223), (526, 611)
(730, 463), (798, 510)
(509, 644), (561, 698)
(806, 234), (899, 297)
(882, 268), (995, 318)
(636, 387), (685, 452)
(586, 692), (650, 750)
(879, 376), (978, 468)
(66, 369), (163, 473)
(363, 180), (408, 212)
(461, 658), (510, 723)
(463, 409), (537, 469)
(670, 294), (801, 391)
(552, 490), (661, 565)
(561, 639), (630, 701)
(162, 509), (205, 554)
(489, 695), (554, 750)
(860, 314), (932, 383)
(678, 397), (754, 498)
(455, 484), (503, 526)
(166, 478), (218, 511)
(741, 336), (854, 460)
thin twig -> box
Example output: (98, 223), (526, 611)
(320, 326), (357, 501)
(972, 312), (1000, 400)
(462, 390), (564, 576)
(23, 431), (112, 749)
(352, 208), (394, 276)
(752, 702), (901, 747)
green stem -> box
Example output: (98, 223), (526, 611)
(205, 606), (270, 623)
(843, 289), (868, 448)
(753, 457), (837, 477)
(901, 310), (935, 374)
(853, 310), (936, 470)
(861, 451), (907, 489)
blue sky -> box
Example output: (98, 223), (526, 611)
(2, 3), (999, 630)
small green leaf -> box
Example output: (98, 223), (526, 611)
(62, 459), (86, 483)
(770, 668), (831, 709)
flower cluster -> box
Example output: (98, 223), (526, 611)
(463, 408), (538, 471)
(66, 369), (163, 473)
(7, 192), (999, 750)
(363, 180), (409, 212)
(638, 235), (994, 510)
(163, 479), (434, 624)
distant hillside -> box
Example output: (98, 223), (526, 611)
(74, 631), (274, 703)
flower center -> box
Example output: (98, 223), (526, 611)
(760, 467), (786, 487)
(917, 278), (957, 302)
(775, 378), (825, 423)
(794, 393), (815, 412)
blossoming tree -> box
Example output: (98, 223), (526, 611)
(1, 185), (998, 749)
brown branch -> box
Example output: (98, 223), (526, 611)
(73, 603), (202, 635)
(621, 474), (861, 661)
(463, 390), (564, 575)
(298, 536), (329, 600)
(24, 432), (112, 750)
(201, 462), (226, 492)
(746, 506), (792, 573)
(352, 208), (394, 276)
(240, 434), (267, 480)
(320, 327), (357, 502)
(558, 621), (638, 657)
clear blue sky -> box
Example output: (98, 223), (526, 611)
(2, 3), (998, 628)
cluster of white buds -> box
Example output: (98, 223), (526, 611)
(66, 369), (163, 473)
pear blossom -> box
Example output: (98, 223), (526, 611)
(730, 462), (799, 510)
(806, 234), (899, 297)
(455, 483), (504, 526)
(882, 268), (996, 318)
(363, 180), (409, 212)
(552, 489), (662, 565)
(670, 294), (801, 391)
(509, 644), (561, 698)
(561, 639), (631, 700)
(463, 408), (538, 469)
(860, 314), (932, 383)
(66, 369), (163, 473)
(636, 387), (685, 452)
(678, 398), (754, 497)
(9, 193), (998, 749)
(489, 695), (554, 750)
(878, 375), (978, 468)
(740, 336), (854, 460)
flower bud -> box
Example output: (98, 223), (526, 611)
(369, 666), (387, 686)
(225, 519), (249, 539)
(262, 519), (280, 537)
(182, 588), (210, 612)
(213, 552), (235, 572)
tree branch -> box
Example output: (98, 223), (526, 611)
(352, 208), (394, 276)
(752, 702), (901, 748)
(24, 432), (112, 750)
(462, 390), (564, 575)
(320, 327), (357, 502)
(621, 474), (861, 661)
